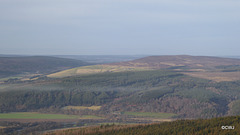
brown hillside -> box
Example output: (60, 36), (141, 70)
(106, 55), (240, 69)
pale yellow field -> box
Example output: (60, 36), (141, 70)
(47, 65), (149, 78)
(62, 106), (102, 111)
(183, 71), (240, 82)
(0, 126), (6, 129)
(47, 68), (79, 78)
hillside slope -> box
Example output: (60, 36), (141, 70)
(0, 56), (89, 78)
(1, 70), (240, 118)
(2, 55), (240, 118)
(106, 55), (240, 82)
(49, 55), (240, 81)
(108, 55), (240, 69)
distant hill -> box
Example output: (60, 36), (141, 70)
(54, 55), (147, 64)
(108, 55), (240, 69)
(49, 55), (240, 81)
(0, 56), (89, 78)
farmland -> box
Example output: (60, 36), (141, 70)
(0, 112), (103, 120)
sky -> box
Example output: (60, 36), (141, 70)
(0, 0), (240, 56)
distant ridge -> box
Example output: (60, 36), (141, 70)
(107, 55), (240, 69)
(54, 55), (147, 64)
(48, 55), (240, 80)
(0, 56), (89, 77)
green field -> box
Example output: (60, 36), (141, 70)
(0, 112), (103, 119)
(62, 106), (102, 111)
(123, 112), (176, 118)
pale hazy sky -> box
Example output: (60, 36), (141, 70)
(0, 0), (240, 56)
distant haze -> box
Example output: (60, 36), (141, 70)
(0, 0), (240, 56)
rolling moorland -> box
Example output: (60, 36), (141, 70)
(0, 55), (240, 134)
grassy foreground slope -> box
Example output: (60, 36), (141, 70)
(45, 116), (240, 135)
